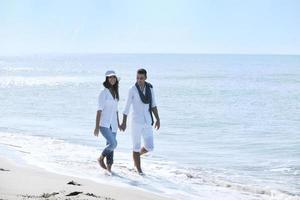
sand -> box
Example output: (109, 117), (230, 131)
(0, 156), (172, 200)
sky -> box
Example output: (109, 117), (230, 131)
(0, 0), (299, 55)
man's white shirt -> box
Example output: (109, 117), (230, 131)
(123, 85), (156, 125)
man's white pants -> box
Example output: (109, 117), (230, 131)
(131, 123), (154, 152)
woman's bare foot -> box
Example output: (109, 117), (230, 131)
(107, 164), (112, 173)
(97, 155), (107, 170)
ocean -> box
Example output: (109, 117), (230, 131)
(0, 54), (299, 200)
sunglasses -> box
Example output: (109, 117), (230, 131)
(136, 77), (145, 80)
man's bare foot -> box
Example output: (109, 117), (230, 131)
(97, 155), (107, 170)
(140, 147), (148, 156)
(133, 151), (143, 174)
(135, 166), (144, 175)
(138, 171), (145, 176)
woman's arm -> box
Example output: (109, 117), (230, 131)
(94, 110), (102, 136)
(117, 111), (121, 130)
(94, 90), (105, 136)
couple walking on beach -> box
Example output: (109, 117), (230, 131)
(93, 68), (160, 175)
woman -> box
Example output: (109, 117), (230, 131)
(94, 70), (120, 174)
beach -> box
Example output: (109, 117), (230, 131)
(0, 54), (299, 200)
(0, 156), (171, 200)
(1, 0), (299, 199)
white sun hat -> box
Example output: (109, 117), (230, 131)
(105, 70), (117, 77)
(105, 70), (121, 81)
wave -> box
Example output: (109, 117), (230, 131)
(0, 131), (299, 200)
(0, 76), (94, 87)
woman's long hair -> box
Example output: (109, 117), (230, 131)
(103, 77), (119, 101)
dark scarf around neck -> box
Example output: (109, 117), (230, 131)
(135, 82), (154, 125)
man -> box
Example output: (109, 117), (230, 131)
(120, 68), (160, 175)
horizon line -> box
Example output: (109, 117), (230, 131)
(1, 52), (300, 57)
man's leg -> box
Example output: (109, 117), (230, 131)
(131, 123), (143, 174)
(141, 125), (154, 155)
(140, 147), (148, 155)
(133, 151), (143, 174)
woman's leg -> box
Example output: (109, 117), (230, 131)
(106, 131), (117, 172)
(99, 127), (117, 170)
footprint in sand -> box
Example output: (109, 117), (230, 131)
(66, 191), (83, 196)
(67, 180), (81, 186)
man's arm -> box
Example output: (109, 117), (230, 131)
(121, 88), (132, 131)
(121, 114), (128, 131)
(152, 106), (160, 130)
(150, 87), (160, 130)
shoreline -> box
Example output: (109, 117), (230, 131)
(0, 156), (172, 200)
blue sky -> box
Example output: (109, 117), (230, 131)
(0, 0), (299, 55)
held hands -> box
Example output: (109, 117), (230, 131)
(119, 122), (127, 132)
(94, 127), (99, 137)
